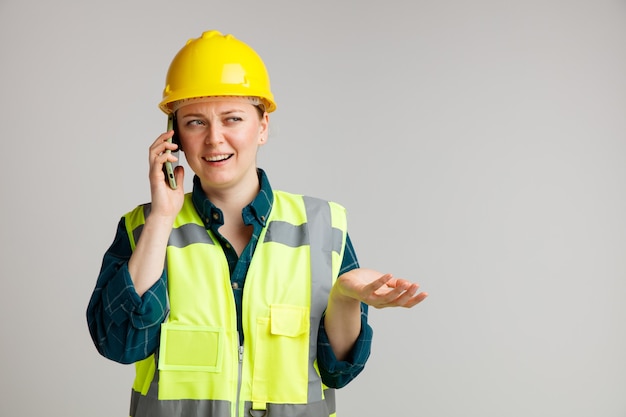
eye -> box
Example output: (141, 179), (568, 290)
(186, 119), (206, 127)
(225, 116), (243, 123)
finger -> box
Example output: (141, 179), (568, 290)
(375, 278), (412, 298)
(401, 291), (429, 308)
(363, 273), (394, 292)
(383, 277), (413, 289)
(149, 137), (178, 170)
(149, 131), (177, 157)
(150, 151), (174, 172)
(388, 283), (427, 307)
(381, 278), (419, 301)
(376, 281), (424, 307)
(150, 131), (172, 149)
(151, 142), (178, 161)
(173, 165), (185, 189)
(367, 281), (412, 307)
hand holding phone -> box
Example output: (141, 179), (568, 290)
(163, 114), (178, 189)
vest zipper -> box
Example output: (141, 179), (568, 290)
(236, 344), (244, 417)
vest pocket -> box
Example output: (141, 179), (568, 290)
(251, 304), (310, 405)
(270, 304), (308, 337)
(158, 323), (224, 372)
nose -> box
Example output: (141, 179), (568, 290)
(204, 123), (224, 145)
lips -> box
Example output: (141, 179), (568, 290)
(203, 154), (233, 162)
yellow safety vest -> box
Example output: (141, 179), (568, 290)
(124, 191), (347, 417)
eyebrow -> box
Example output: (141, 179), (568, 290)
(179, 108), (247, 118)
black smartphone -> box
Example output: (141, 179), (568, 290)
(163, 114), (178, 189)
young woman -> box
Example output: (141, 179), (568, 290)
(87, 30), (427, 417)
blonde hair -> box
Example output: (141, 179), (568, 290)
(171, 96), (265, 113)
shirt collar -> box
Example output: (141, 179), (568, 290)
(191, 168), (274, 229)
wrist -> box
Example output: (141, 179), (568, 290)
(329, 284), (361, 309)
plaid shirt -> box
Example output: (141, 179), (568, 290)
(87, 169), (372, 389)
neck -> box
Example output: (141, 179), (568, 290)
(202, 172), (260, 219)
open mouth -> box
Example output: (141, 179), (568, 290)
(203, 154), (233, 162)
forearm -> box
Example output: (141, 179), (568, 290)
(324, 276), (362, 360)
(86, 219), (169, 363)
(128, 213), (174, 296)
(317, 307), (372, 388)
(87, 260), (168, 363)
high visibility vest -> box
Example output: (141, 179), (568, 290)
(123, 190), (348, 417)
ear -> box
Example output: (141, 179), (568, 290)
(258, 112), (269, 145)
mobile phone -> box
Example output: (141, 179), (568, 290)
(163, 114), (178, 189)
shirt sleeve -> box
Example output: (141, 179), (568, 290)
(86, 218), (169, 364)
(316, 233), (374, 388)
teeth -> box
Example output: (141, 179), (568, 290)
(204, 154), (231, 162)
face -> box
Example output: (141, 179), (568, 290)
(176, 98), (269, 194)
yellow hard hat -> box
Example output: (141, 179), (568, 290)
(159, 30), (276, 114)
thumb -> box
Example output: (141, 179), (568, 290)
(174, 165), (185, 189)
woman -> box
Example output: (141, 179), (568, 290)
(87, 30), (427, 417)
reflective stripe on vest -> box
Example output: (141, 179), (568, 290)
(125, 191), (346, 417)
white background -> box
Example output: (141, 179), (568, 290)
(1, 0), (625, 416)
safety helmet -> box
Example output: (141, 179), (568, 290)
(159, 30), (276, 114)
